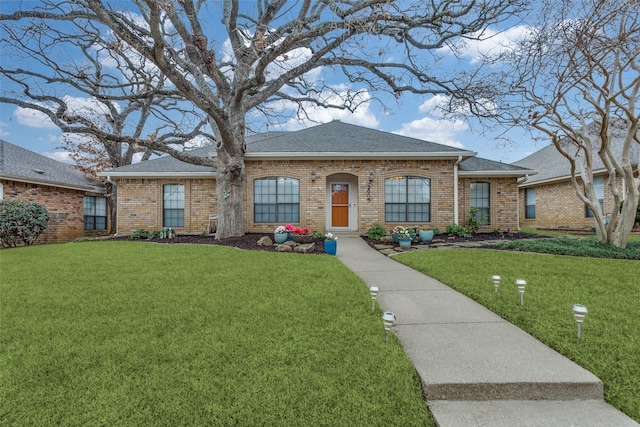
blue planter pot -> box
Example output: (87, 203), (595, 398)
(392, 233), (401, 243)
(419, 230), (434, 243)
(324, 240), (337, 255)
(274, 233), (289, 244)
(399, 239), (412, 250)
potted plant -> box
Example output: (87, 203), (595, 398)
(391, 226), (406, 243)
(398, 229), (412, 250)
(291, 226), (313, 243)
(324, 232), (338, 255)
(274, 225), (290, 244)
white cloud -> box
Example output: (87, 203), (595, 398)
(14, 96), (119, 131)
(394, 116), (468, 149)
(442, 25), (532, 63)
(44, 151), (73, 163)
(0, 122), (9, 137)
(271, 87), (379, 131)
(14, 108), (58, 129)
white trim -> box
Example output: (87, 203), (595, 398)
(0, 175), (103, 193)
(459, 170), (538, 178)
(246, 151), (477, 160)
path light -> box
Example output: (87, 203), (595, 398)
(491, 275), (501, 293)
(369, 286), (379, 311)
(515, 279), (527, 305)
(572, 304), (588, 339)
(382, 311), (396, 343)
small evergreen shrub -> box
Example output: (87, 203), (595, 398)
(0, 200), (50, 247)
(465, 207), (488, 234)
(366, 224), (387, 239)
(446, 223), (470, 237)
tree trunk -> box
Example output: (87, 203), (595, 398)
(106, 181), (117, 235)
(214, 118), (246, 239)
(610, 183), (639, 249)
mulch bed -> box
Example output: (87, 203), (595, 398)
(115, 231), (548, 254)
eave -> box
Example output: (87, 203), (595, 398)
(0, 174), (104, 193)
(245, 151), (478, 160)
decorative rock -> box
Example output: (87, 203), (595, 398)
(380, 235), (394, 243)
(374, 244), (394, 250)
(294, 243), (315, 253)
(275, 244), (293, 252)
(257, 236), (273, 246)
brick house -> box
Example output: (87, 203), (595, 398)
(513, 133), (640, 229)
(101, 121), (534, 236)
(0, 139), (108, 243)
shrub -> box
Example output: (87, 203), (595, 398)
(366, 224), (387, 239)
(446, 223), (470, 237)
(465, 207), (488, 234)
(130, 229), (151, 240)
(0, 200), (50, 248)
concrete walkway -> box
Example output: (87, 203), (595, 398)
(335, 236), (638, 427)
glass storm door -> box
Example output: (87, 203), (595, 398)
(331, 183), (350, 228)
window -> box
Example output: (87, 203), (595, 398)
(470, 182), (490, 225)
(254, 177), (300, 223)
(84, 196), (107, 230)
(525, 188), (536, 219)
(585, 176), (604, 218)
(163, 184), (184, 227)
(384, 176), (430, 222)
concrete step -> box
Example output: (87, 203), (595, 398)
(428, 400), (639, 427)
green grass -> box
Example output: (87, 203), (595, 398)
(0, 242), (433, 426)
(395, 249), (640, 422)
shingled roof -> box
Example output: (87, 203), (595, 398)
(512, 123), (640, 186)
(102, 121), (533, 178)
(0, 139), (103, 192)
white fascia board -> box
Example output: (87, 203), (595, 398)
(0, 174), (104, 193)
(459, 170), (538, 178)
(98, 171), (217, 179)
(518, 168), (611, 188)
(245, 151), (477, 160)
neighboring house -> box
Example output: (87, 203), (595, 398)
(101, 121), (534, 236)
(0, 139), (108, 243)
(513, 130), (640, 229)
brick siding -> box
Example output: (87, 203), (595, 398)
(518, 176), (620, 229)
(113, 159), (522, 235)
(1, 179), (109, 244)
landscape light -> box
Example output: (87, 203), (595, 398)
(572, 304), (588, 339)
(491, 275), (501, 293)
(515, 279), (527, 305)
(382, 311), (396, 343)
(369, 286), (379, 311)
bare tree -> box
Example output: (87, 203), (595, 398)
(1, 16), (212, 232)
(489, 0), (639, 247)
(1, 0), (529, 238)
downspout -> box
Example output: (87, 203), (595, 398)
(518, 174), (529, 231)
(453, 156), (462, 225)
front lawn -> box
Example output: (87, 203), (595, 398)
(395, 249), (640, 422)
(0, 242), (433, 426)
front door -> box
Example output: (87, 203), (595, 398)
(331, 183), (350, 228)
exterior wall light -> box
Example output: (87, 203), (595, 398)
(382, 311), (396, 343)
(311, 171), (316, 182)
(572, 304), (588, 339)
(369, 171), (374, 182)
(515, 279), (526, 305)
(491, 275), (501, 293)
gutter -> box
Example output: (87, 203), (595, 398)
(453, 156), (463, 225)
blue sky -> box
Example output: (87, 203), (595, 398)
(0, 3), (543, 165)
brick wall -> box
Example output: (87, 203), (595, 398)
(115, 178), (217, 234)
(113, 159), (523, 235)
(458, 177), (520, 233)
(518, 176), (620, 229)
(1, 179), (109, 244)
